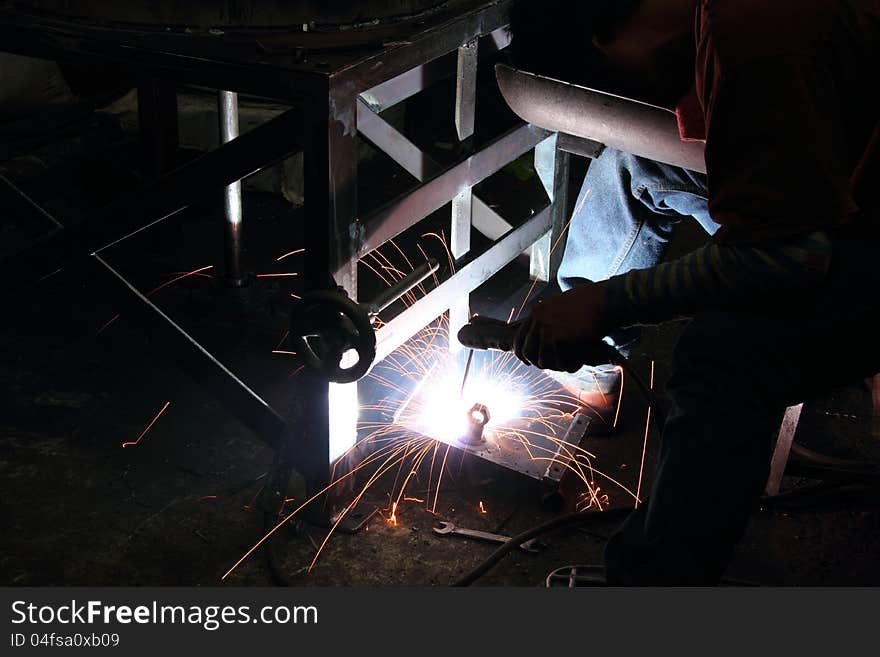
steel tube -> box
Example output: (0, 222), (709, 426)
(495, 64), (706, 173)
(366, 258), (440, 316)
(218, 90), (246, 286)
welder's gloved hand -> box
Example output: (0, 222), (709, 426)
(513, 281), (613, 372)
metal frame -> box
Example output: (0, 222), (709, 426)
(0, 0), (569, 511)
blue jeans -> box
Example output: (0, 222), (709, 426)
(558, 148), (719, 353)
(558, 148), (718, 289)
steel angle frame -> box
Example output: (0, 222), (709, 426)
(0, 0), (572, 507)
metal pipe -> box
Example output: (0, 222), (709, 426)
(495, 64), (707, 173)
(218, 89), (246, 286)
(365, 257), (440, 317)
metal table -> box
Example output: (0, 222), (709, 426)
(0, 0), (570, 513)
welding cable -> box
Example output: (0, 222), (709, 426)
(607, 350), (667, 433)
(264, 511), (295, 586)
(451, 508), (631, 587)
(788, 441), (880, 471)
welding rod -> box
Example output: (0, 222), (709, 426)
(459, 348), (474, 398)
(365, 258), (440, 317)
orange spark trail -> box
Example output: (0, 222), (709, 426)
(514, 194), (584, 320)
(98, 265), (213, 334)
(121, 401), (171, 448)
(634, 360), (655, 508)
(276, 248), (305, 262)
(256, 272), (298, 278)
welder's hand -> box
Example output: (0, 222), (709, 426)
(513, 281), (612, 372)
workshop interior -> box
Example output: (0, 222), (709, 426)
(1, 0), (878, 587)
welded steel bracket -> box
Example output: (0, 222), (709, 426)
(0, 0), (572, 503)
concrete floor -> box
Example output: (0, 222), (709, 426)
(2, 95), (879, 587)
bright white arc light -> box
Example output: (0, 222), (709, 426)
(397, 365), (526, 444)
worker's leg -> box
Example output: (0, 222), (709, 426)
(604, 293), (880, 585)
(604, 310), (784, 584)
(557, 148), (714, 292)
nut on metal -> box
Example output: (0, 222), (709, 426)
(463, 403), (490, 445)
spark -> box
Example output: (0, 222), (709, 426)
(271, 350), (298, 356)
(634, 360), (655, 508)
(121, 401), (171, 448)
(99, 266), (213, 334)
(276, 248), (305, 262)
(256, 272), (299, 278)
(222, 232), (640, 580)
(514, 194), (583, 320)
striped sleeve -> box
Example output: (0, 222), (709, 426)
(604, 230), (832, 325)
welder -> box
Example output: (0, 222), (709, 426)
(507, 0), (880, 584)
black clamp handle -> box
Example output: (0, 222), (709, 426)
(290, 289), (376, 384)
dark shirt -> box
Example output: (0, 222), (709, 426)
(692, 0), (879, 245)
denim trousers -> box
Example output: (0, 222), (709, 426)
(557, 149), (880, 584)
(558, 148), (718, 354)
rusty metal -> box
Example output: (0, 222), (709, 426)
(495, 63), (707, 173)
(765, 404), (804, 496)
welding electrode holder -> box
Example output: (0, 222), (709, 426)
(457, 315), (621, 365)
(289, 288), (376, 384)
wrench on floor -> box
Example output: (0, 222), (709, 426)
(433, 521), (541, 553)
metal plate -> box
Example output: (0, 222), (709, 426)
(389, 352), (593, 481)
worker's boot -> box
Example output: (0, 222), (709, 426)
(544, 364), (622, 435)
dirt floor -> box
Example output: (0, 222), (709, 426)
(2, 90), (879, 588)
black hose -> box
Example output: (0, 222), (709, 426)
(608, 350), (667, 433)
(789, 441), (880, 470)
(452, 507), (632, 587)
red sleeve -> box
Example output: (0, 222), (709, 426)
(697, 1), (860, 245)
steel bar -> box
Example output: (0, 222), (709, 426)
(557, 133), (604, 159)
(355, 98), (514, 240)
(529, 134), (569, 282)
(366, 258), (440, 316)
(218, 90), (247, 287)
(374, 203), (553, 364)
(356, 98), (438, 183)
(495, 63), (707, 173)
(335, 0), (511, 94)
(766, 403), (804, 496)
(356, 24), (510, 113)
(359, 123), (549, 258)
(302, 82), (361, 498)
(0, 106), (304, 291)
(358, 54), (455, 113)
(1, 155), (287, 450)
(449, 37), (479, 351)
(0, 173), (63, 231)
(89, 254), (286, 448)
